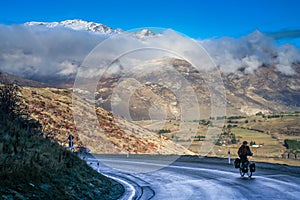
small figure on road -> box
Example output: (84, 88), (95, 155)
(238, 141), (253, 165)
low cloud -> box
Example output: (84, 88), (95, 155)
(0, 24), (106, 81)
(0, 24), (299, 83)
(201, 30), (300, 75)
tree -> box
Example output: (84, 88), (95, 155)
(231, 134), (237, 144)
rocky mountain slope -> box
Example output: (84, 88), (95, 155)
(2, 56), (299, 121)
(17, 86), (193, 155)
(94, 58), (300, 119)
(223, 63), (300, 115)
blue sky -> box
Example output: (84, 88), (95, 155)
(1, 0), (300, 44)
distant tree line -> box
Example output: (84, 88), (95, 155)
(227, 116), (246, 120)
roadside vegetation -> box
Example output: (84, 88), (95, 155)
(0, 84), (124, 199)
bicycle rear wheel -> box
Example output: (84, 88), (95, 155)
(239, 168), (245, 177)
(247, 171), (252, 178)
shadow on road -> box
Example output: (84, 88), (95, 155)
(236, 177), (256, 181)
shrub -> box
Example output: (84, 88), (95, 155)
(0, 84), (23, 120)
(157, 129), (171, 134)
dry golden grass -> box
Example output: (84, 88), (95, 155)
(137, 116), (300, 166)
(19, 87), (194, 155)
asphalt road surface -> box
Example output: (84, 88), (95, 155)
(86, 155), (300, 200)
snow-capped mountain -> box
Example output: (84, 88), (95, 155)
(25, 19), (123, 34)
(135, 29), (156, 39)
(25, 19), (159, 38)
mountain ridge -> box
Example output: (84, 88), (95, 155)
(25, 19), (123, 34)
(0, 71), (51, 88)
(94, 58), (300, 118)
(2, 19), (299, 117)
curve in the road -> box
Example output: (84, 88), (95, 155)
(105, 174), (136, 200)
(88, 156), (300, 200)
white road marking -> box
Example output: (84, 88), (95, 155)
(105, 174), (136, 200)
(87, 158), (137, 200)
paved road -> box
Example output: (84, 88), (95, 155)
(87, 155), (300, 200)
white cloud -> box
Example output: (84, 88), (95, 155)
(201, 30), (300, 75)
(0, 24), (106, 80)
(58, 60), (78, 76)
(0, 24), (299, 83)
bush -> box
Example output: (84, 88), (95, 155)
(0, 84), (23, 120)
(199, 119), (211, 125)
(227, 124), (232, 128)
(231, 134), (237, 144)
(157, 129), (171, 134)
(256, 112), (263, 116)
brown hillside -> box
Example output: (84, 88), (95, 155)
(19, 86), (194, 155)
